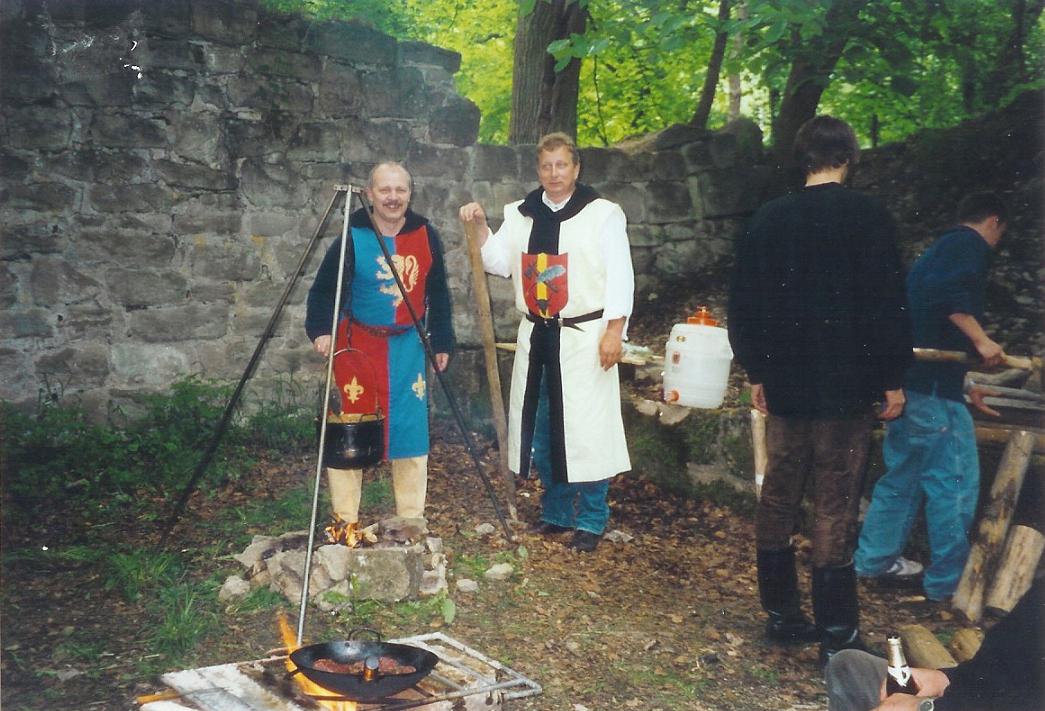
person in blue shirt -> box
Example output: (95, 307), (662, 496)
(855, 192), (1008, 601)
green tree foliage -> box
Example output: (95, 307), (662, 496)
(260, 0), (1043, 147)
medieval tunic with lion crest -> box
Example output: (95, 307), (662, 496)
(482, 184), (633, 484)
(306, 208), (454, 460)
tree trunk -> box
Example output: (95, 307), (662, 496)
(983, 0), (1045, 105)
(984, 524), (1045, 615)
(509, 0), (587, 144)
(770, 0), (870, 161)
(727, 1), (747, 121)
(690, 0), (731, 129)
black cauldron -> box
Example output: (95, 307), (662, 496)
(319, 414), (384, 469)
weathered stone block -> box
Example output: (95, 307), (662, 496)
(110, 343), (193, 387)
(3, 182), (79, 212)
(680, 138), (717, 174)
(0, 309), (52, 338)
(406, 143), (469, 178)
(62, 73), (136, 107)
(191, 0), (258, 45)
(630, 245), (655, 273)
(720, 118), (764, 164)
(0, 263), (18, 307)
(1, 222), (63, 258)
(35, 344), (110, 387)
(472, 144), (519, 182)
(317, 62), (365, 118)
(127, 303), (230, 342)
(246, 47), (320, 81)
(645, 180), (695, 223)
(579, 147), (631, 183)
(305, 20), (396, 67)
(345, 543), (424, 602)
(141, 0), (192, 39)
(359, 66), (405, 118)
(0, 152), (30, 182)
(693, 167), (767, 218)
(226, 75), (313, 113)
(78, 227), (177, 266)
(0, 348), (31, 400)
(246, 211), (299, 238)
(87, 112), (169, 148)
(239, 157), (310, 209)
(593, 182), (645, 223)
(131, 71), (197, 108)
(627, 223), (664, 248)
(649, 150), (688, 181)
(287, 121), (342, 161)
(398, 40), (461, 73)
(56, 301), (118, 342)
(4, 108), (73, 150)
(30, 259), (102, 306)
(154, 159), (233, 191)
(87, 182), (174, 213)
(256, 12), (309, 51)
(50, 149), (149, 183)
(107, 268), (188, 307)
(191, 236), (262, 281)
(429, 94), (480, 147)
(200, 41), (244, 74)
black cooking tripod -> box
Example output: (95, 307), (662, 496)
(161, 184), (515, 640)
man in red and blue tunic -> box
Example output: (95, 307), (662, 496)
(306, 162), (454, 528)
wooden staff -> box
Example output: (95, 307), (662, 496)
(913, 348), (1040, 371)
(952, 430), (1036, 623)
(463, 219), (517, 519)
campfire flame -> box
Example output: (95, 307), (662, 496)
(278, 612), (358, 711)
(325, 515), (362, 548)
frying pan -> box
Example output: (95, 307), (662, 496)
(289, 628), (438, 700)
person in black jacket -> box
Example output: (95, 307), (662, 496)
(306, 162), (454, 532)
(825, 576), (1045, 711)
(728, 116), (913, 666)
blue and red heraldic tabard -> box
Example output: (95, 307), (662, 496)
(305, 208), (454, 459)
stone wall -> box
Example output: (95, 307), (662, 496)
(0, 0), (765, 416)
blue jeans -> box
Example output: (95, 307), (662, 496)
(855, 389), (979, 599)
(531, 381), (610, 535)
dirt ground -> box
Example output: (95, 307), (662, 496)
(1, 417), (970, 711)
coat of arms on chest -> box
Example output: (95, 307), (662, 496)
(522, 252), (569, 318)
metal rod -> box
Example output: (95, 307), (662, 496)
(296, 188), (357, 646)
(355, 192), (514, 542)
(161, 186), (352, 542)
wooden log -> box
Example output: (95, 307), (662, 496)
(952, 430), (1036, 623)
(984, 524), (1045, 616)
(974, 425), (1045, 452)
(463, 221), (516, 519)
(913, 348), (1039, 371)
(751, 409), (767, 499)
(898, 624), (958, 669)
(947, 628), (984, 663)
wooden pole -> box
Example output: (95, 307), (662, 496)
(913, 348), (1039, 371)
(952, 430), (1036, 623)
(462, 220), (517, 520)
(898, 624), (958, 669)
(984, 524), (1045, 616)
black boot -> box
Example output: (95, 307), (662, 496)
(812, 562), (870, 667)
(757, 547), (818, 644)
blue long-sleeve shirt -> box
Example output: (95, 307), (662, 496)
(904, 225), (992, 401)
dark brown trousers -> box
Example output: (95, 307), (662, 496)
(756, 413), (874, 568)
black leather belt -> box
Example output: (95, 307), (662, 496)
(350, 318), (411, 338)
(525, 309), (603, 330)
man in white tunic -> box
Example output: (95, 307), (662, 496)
(459, 132), (633, 552)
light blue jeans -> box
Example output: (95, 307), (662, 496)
(531, 379), (611, 535)
(855, 389), (979, 599)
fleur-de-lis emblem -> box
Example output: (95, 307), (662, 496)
(411, 373), (425, 399)
(342, 376), (365, 404)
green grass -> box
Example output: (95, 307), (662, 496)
(107, 550), (183, 602)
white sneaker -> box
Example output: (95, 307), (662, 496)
(881, 556), (924, 582)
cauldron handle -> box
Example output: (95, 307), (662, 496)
(346, 627), (383, 642)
